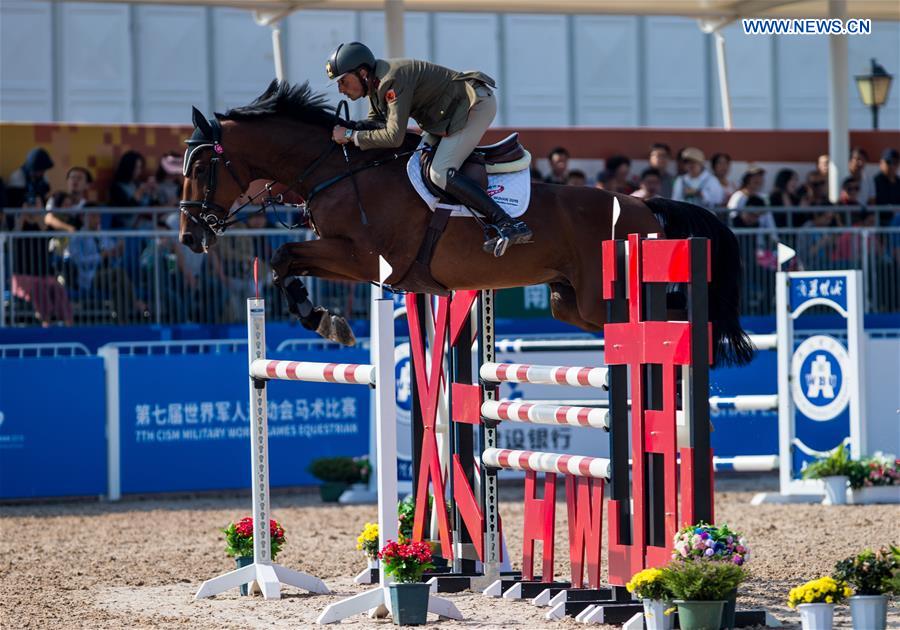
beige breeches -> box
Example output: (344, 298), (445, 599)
(425, 86), (497, 190)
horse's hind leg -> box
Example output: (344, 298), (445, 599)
(571, 273), (609, 332)
(270, 238), (371, 346)
(549, 282), (603, 332)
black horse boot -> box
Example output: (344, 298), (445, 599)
(444, 169), (533, 257)
(278, 275), (356, 345)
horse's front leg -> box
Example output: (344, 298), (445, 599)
(270, 237), (373, 346)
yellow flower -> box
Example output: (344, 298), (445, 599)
(356, 522), (379, 552)
(825, 596), (833, 603)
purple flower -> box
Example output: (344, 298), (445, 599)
(733, 555), (743, 565)
(704, 548), (715, 557)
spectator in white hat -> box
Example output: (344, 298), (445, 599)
(672, 147), (724, 210)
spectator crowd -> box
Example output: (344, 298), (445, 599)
(2, 140), (899, 327)
(529, 142), (899, 311)
(0, 147), (297, 327)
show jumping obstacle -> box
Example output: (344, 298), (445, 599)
(403, 234), (732, 624)
(491, 267), (865, 492)
(489, 334), (781, 475)
(194, 291), (463, 623)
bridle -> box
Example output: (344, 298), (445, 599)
(179, 116), (339, 236)
(179, 120), (250, 235)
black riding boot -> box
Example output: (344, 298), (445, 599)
(444, 169), (533, 257)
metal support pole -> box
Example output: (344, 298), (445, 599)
(827, 0), (849, 203)
(271, 22), (285, 82)
(714, 31), (733, 130)
(384, 0), (405, 58)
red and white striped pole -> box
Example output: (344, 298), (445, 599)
(481, 400), (610, 430)
(482, 448), (611, 480)
(480, 362), (609, 389)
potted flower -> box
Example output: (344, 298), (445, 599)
(626, 567), (674, 630)
(356, 522), (380, 581)
(672, 522), (749, 628)
(788, 576), (851, 630)
(833, 547), (900, 629)
(379, 539), (435, 625)
(307, 456), (364, 502)
(802, 442), (853, 504)
(847, 453), (900, 504)
(223, 517), (286, 595)
(660, 561), (746, 630)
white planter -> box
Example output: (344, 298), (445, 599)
(849, 594), (888, 630)
(797, 603), (835, 630)
(642, 599), (674, 630)
(848, 485), (900, 504)
(822, 475), (848, 505)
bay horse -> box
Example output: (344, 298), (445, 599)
(179, 80), (753, 366)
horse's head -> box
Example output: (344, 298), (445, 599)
(179, 107), (247, 252)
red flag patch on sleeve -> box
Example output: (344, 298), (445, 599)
(385, 89), (397, 103)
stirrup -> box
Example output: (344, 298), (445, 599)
(482, 224), (511, 257)
(488, 235), (511, 257)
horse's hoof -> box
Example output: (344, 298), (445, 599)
(316, 312), (356, 346)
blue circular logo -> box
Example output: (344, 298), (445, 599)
(791, 335), (851, 421)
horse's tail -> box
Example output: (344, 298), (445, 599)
(644, 196), (754, 366)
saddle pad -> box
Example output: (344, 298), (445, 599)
(406, 142), (530, 218)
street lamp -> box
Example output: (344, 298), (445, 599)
(854, 58), (893, 130)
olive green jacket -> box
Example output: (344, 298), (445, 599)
(355, 58), (495, 151)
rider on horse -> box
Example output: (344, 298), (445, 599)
(326, 41), (533, 257)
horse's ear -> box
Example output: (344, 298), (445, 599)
(191, 106), (214, 140)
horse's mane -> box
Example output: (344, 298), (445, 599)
(217, 78), (421, 157)
(217, 80), (336, 128)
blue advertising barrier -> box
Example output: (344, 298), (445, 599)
(709, 349), (779, 458)
(0, 356), (106, 499)
(105, 346), (370, 497)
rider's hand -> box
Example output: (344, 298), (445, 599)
(332, 125), (350, 144)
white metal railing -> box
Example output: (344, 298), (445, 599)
(0, 342), (91, 358)
(105, 339), (247, 355)
(3, 207), (899, 326)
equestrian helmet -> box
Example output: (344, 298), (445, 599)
(326, 42), (376, 80)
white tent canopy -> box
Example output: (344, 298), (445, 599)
(54, 0), (899, 200)
(52, 0), (900, 20)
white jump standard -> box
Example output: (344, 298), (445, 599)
(194, 298), (330, 600)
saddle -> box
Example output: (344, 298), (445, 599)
(419, 133), (530, 205)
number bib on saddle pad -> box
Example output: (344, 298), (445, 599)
(406, 140), (531, 218)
